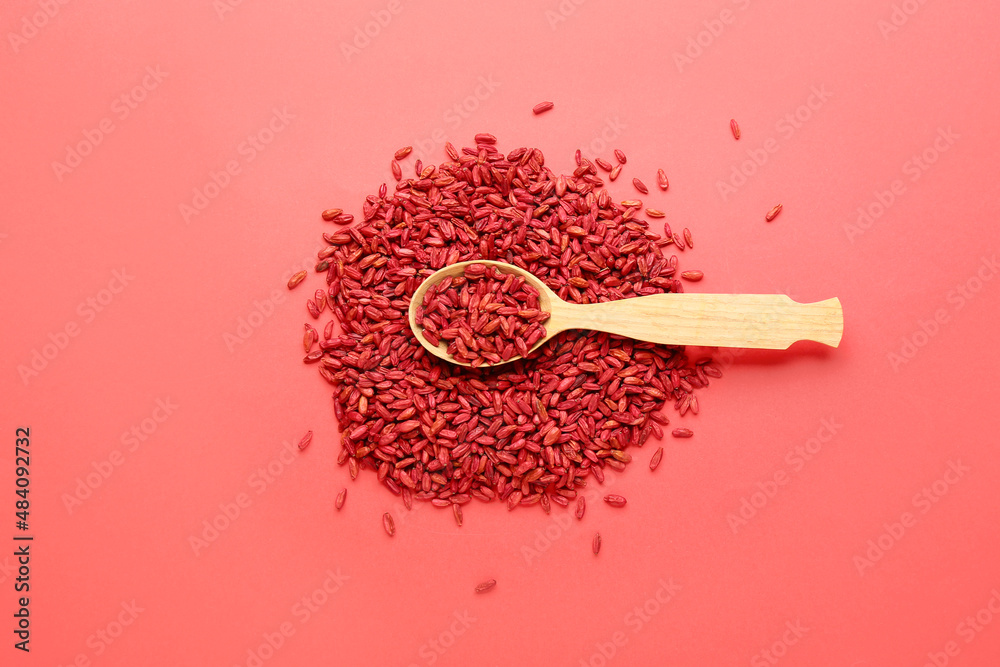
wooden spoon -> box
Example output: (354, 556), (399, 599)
(408, 260), (843, 367)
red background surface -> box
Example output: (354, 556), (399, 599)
(3, 1), (1000, 665)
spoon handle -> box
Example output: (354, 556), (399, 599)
(562, 294), (843, 349)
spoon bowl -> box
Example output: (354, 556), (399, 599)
(408, 260), (843, 367)
(408, 260), (559, 367)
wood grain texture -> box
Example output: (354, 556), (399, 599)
(408, 260), (843, 366)
(552, 293), (842, 349)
